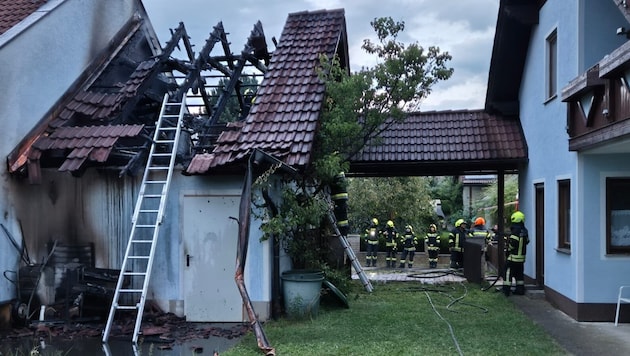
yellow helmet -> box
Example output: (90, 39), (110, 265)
(455, 219), (466, 228)
(511, 211), (525, 224)
(387, 220), (394, 227)
(372, 218), (379, 225)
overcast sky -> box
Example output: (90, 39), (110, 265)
(143, 0), (499, 111)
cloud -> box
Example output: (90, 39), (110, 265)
(143, 0), (499, 111)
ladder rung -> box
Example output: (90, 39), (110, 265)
(135, 225), (157, 228)
(124, 272), (147, 276)
(155, 139), (175, 143)
(158, 127), (179, 130)
(131, 240), (153, 243)
(145, 181), (167, 184)
(148, 167), (169, 170)
(142, 194), (162, 198)
(151, 153), (173, 157)
(115, 305), (139, 310)
(119, 289), (143, 293)
(128, 256), (150, 259)
(139, 209), (159, 213)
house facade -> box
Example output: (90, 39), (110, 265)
(487, 0), (630, 321)
(0, 0), (161, 307)
(0, 0), (348, 328)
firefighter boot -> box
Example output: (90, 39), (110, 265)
(386, 260), (391, 268)
(502, 285), (511, 297)
(399, 262), (405, 268)
(515, 285), (525, 295)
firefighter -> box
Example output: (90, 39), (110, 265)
(449, 219), (468, 269)
(330, 172), (349, 236)
(470, 217), (491, 242)
(399, 225), (417, 268)
(470, 217), (492, 275)
(382, 220), (398, 267)
(425, 224), (441, 268)
(364, 218), (380, 267)
(503, 211), (529, 296)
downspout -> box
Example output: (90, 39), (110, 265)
(234, 149), (297, 356)
(234, 152), (275, 356)
(260, 189), (283, 319)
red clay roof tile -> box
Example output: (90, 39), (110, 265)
(0, 0), (47, 35)
(186, 9), (347, 173)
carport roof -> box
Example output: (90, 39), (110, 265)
(349, 109), (528, 177)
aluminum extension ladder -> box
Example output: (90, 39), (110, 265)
(102, 94), (185, 344)
(325, 205), (373, 293)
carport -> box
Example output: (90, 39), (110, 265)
(347, 108), (528, 280)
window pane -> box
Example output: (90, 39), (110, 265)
(558, 180), (570, 249)
(547, 31), (557, 99)
(607, 178), (630, 253)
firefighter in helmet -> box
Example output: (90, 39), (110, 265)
(330, 172), (349, 236)
(470, 217), (492, 242)
(382, 220), (398, 268)
(399, 224), (418, 268)
(449, 218), (468, 269)
(425, 224), (441, 268)
(364, 218), (380, 267)
(503, 211), (529, 296)
(470, 217), (492, 275)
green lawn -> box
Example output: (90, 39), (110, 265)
(224, 280), (566, 356)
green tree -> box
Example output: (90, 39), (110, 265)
(427, 176), (463, 222)
(207, 76), (259, 122)
(313, 17), (453, 182)
(347, 177), (433, 234)
(471, 174), (519, 225)
(257, 17), (453, 270)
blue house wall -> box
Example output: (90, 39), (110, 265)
(518, 0), (630, 306)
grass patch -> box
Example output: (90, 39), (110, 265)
(224, 280), (566, 355)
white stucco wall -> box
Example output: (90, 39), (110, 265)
(0, 0), (157, 303)
(149, 174), (274, 319)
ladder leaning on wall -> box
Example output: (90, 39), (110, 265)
(325, 198), (373, 293)
(102, 93), (185, 344)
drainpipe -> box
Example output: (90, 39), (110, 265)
(233, 149), (298, 356)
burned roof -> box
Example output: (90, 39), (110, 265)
(349, 109), (528, 177)
(6, 16), (166, 182)
(7, 5), (272, 183)
(186, 9), (349, 174)
(0, 0), (47, 35)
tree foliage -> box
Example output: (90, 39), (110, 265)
(313, 17), (453, 183)
(471, 174), (519, 225)
(207, 76), (259, 122)
(257, 17), (453, 268)
(347, 177), (434, 234)
(427, 176), (463, 221)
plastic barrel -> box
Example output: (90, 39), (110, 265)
(281, 270), (324, 319)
